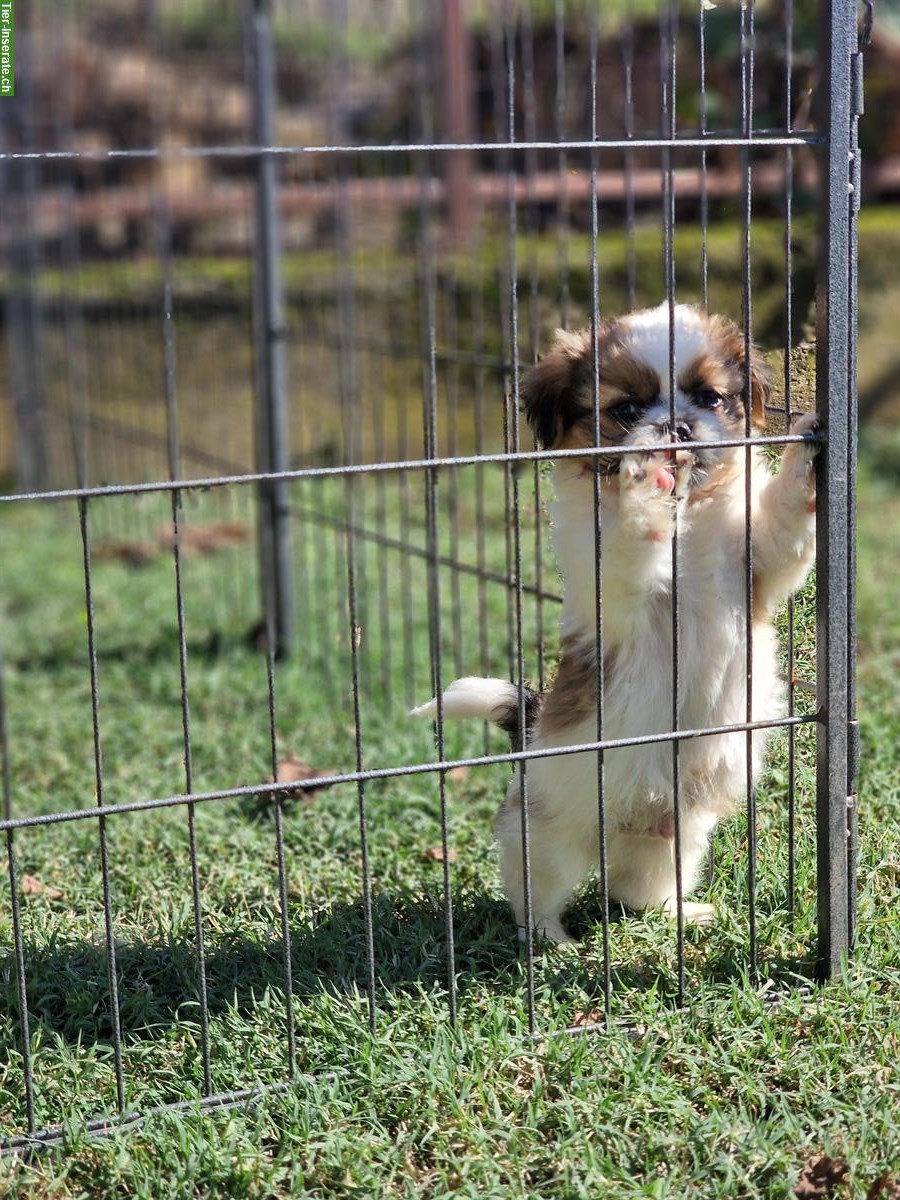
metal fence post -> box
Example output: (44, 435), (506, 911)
(814, 0), (856, 980)
(441, 0), (474, 247)
(250, 0), (295, 658)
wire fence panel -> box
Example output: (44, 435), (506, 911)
(0, 0), (859, 1151)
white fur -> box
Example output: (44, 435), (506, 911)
(410, 676), (518, 722)
(414, 305), (818, 943)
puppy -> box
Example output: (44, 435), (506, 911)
(414, 303), (819, 943)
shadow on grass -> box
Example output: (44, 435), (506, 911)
(7, 627), (260, 675)
(2, 887), (816, 1047)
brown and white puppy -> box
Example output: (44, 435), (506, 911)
(414, 303), (820, 943)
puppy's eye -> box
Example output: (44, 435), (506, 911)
(695, 389), (724, 409)
(608, 400), (644, 424)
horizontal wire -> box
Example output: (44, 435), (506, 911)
(0, 713), (816, 835)
(0, 133), (825, 165)
(3, 431), (825, 505)
(0, 970), (816, 1153)
(0, 1072), (345, 1155)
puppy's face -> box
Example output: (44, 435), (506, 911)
(522, 304), (769, 488)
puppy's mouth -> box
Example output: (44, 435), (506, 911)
(658, 446), (708, 489)
(592, 445), (712, 488)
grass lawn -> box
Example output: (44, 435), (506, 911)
(0, 421), (898, 1197)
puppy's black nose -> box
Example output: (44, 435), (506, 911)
(658, 419), (693, 442)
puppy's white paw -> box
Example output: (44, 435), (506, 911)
(517, 920), (578, 947)
(619, 449), (689, 541)
(664, 899), (717, 927)
(620, 450), (674, 494)
(779, 412), (823, 510)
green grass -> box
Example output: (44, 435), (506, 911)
(0, 430), (897, 1197)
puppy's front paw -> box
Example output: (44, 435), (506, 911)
(779, 412), (824, 511)
(664, 899), (717, 927)
(518, 919), (578, 947)
(619, 449), (691, 541)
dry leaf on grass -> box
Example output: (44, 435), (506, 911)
(447, 766), (470, 783)
(795, 1155), (850, 1198)
(266, 755), (334, 800)
(570, 1009), (605, 1029)
(94, 538), (159, 568)
(868, 1174), (900, 1199)
(157, 521), (249, 556)
(22, 874), (63, 900)
(424, 846), (458, 863)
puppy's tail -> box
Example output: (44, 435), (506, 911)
(410, 676), (541, 747)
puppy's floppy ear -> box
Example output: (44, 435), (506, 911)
(707, 314), (770, 429)
(520, 328), (590, 448)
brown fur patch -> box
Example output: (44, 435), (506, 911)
(523, 323), (667, 457)
(677, 352), (742, 403)
(520, 327), (595, 450)
(752, 587), (772, 624)
(702, 314), (770, 428)
(541, 640), (617, 736)
(558, 342), (662, 454)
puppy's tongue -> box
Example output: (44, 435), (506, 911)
(655, 463), (676, 493)
(656, 448), (693, 493)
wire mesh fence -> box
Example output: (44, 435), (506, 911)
(0, 0), (860, 1151)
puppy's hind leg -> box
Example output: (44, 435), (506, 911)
(606, 811), (716, 925)
(495, 784), (591, 945)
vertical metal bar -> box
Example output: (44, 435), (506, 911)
(146, 20), (217, 1085)
(345, 510), (378, 1032)
(521, 3), (545, 692)
(622, 13), (637, 311)
(505, 10), (537, 1032)
(417, 9), (458, 1028)
(369, 235), (394, 704)
(353, 468), (373, 688)
(783, 0), (798, 919)
(422, 281), (458, 1029)
(706, 0), (718, 892)
(588, 11), (612, 1024)
(698, 0), (709, 310)
(1, 650), (36, 1133)
(443, 277), (465, 681)
(307, 484), (336, 705)
(441, 0), (474, 248)
(845, 29), (863, 953)
(265, 637), (297, 1074)
(502, 391), (517, 680)
(333, 521), (348, 694)
(554, 0), (570, 329)
(1, 71), (48, 493)
(50, 15), (91, 500)
(814, 0), (853, 981)
(396, 397), (418, 709)
(250, 0), (295, 660)
(660, 0), (685, 1007)
(160, 249), (213, 1098)
(78, 498), (126, 1113)
(489, 19), (517, 680)
(740, 0), (759, 980)
(471, 280), (492, 754)
(328, 0), (378, 1033)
